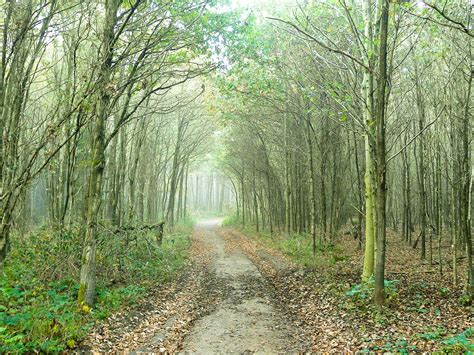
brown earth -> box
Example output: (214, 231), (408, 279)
(84, 219), (472, 353)
(84, 219), (307, 353)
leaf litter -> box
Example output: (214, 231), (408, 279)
(83, 223), (472, 353)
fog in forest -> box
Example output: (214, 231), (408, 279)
(0, 0), (472, 353)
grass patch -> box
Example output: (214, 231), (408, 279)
(0, 222), (192, 353)
(169, 215), (196, 236)
(222, 214), (241, 227)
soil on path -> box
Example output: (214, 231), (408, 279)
(180, 219), (295, 353)
(84, 219), (303, 353)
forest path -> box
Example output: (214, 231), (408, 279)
(84, 219), (302, 353)
(180, 219), (293, 353)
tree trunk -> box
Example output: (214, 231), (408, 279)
(373, 0), (390, 307)
(78, 0), (119, 307)
(414, 58), (427, 260)
(306, 116), (317, 255)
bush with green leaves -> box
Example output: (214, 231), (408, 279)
(0, 224), (192, 353)
(458, 293), (472, 307)
(0, 268), (87, 352)
(222, 214), (241, 227)
(346, 277), (399, 304)
(441, 328), (474, 353)
(222, 215), (348, 269)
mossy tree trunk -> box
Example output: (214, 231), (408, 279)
(361, 0), (376, 282)
(373, 0), (390, 307)
(78, 0), (120, 307)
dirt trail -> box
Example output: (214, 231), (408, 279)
(85, 219), (473, 353)
(84, 219), (300, 353)
(180, 219), (293, 353)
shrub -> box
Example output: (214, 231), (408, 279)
(346, 277), (399, 304)
(0, 223), (192, 353)
(441, 328), (474, 353)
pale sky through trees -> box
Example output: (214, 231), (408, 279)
(230, 0), (299, 13)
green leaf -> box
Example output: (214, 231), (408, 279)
(5, 334), (24, 344)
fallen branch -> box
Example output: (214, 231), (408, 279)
(98, 222), (166, 246)
(108, 222), (165, 234)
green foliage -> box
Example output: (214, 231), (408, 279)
(223, 215), (346, 268)
(170, 215), (197, 236)
(94, 285), (146, 321)
(0, 272), (88, 353)
(0, 225), (192, 353)
(416, 327), (447, 341)
(346, 277), (399, 304)
(222, 214), (241, 227)
(362, 337), (417, 353)
(411, 327), (474, 352)
(458, 292), (472, 307)
(440, 328), (474, 353)
(437, 287), (449, 297)
(277, 237), (346, 268)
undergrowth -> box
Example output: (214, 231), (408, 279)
(222, 214), (346, 268)
(0, 219), (193, 353)
(222, 214), (472, 352)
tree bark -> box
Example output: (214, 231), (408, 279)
(78, 0), (120, 307)
(373, 0), (390, 307)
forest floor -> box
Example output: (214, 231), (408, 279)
(84, 218), (306, 353)
(84, 219), (473, 353)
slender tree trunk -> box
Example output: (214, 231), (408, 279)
(353, 131), (363, 250)
(284, 110), (292, 234)
(414, 60), (427, 259)
(363, 134), (376, 281)
(373, 0), (390, 306)
(306, 117), (317, 255)
(361, 0), (376, 282)
(78, 0), (120, 307)
(460, 58), (473, 301)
